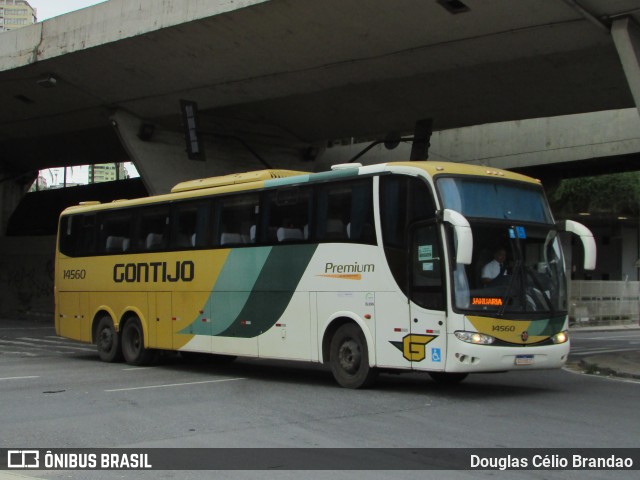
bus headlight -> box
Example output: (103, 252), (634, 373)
(454, 331), (495, 345)
(551, 331), (569, 344)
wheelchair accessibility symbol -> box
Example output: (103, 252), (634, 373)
(431, 348), (442, 363)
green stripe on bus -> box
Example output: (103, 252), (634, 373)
(527, 315), (566, 336)
(263, 168), (359, 189)
(180, 245), (317, 338)
(218, 244), (317, 338)
(180, 247), (272, 336)
(264, 175), (310, 188)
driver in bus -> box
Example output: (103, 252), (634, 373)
(481, 247), (508, 285)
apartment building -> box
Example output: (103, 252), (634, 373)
(0, 0), (35, 32)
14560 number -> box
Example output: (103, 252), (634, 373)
(63, 269), (86, 280)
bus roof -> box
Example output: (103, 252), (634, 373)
(170, 169), (309, 193)
(60, 161), (540, 216)
(392, 161), (541, 185)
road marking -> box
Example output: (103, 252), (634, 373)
(0, 338), (94, 353)
(569, 347), (639, 356)
(0, 327), (51, 331)
(1, 351), (38, 357)
(0, 339), (38, 347)
(104, 378), (245, 392)
(579, 335), (640, 340)
(20, 341), (94, 352)
(0, 376), (40, 381)
(122, 367), (156, 371)
(21, 337), (86, 346)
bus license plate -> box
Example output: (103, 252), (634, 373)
(515, 355), (534, 366)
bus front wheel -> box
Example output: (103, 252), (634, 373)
(329, 323), (377, 389)
(96, 316), (122, 363)
(121, 317), (155, 366)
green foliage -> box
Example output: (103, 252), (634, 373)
(548, 172), (640, 216)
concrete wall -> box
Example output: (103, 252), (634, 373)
(0, 176), (25, 235)
(0, 236), (55, 318)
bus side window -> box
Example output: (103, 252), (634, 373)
(315, 179), (375, 244)
(100, 211), (134, 254)
(59, 216), (76, 256)
(217, 194), (260, 246)
(138, 206), (170, 251)
(348, 179), (375, 244)
(172, 201), (210, 249)
(264, 187), (311, 244)
(78, 214), (97, 256)
(315, 184), (348, 241)
(59, 214), (97, 257)
(380, 175), (437, 294)
(411, 223), (444, 310)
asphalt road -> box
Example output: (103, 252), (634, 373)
(0, 321), (638, 480)
(568, 329), (640, 359)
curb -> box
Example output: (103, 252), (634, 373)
(579, 353), (640, 380)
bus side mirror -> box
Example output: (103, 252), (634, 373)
(560, 220), (597, 271)
(443, 209), (473, 265)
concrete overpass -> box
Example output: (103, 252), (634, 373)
(1, 0), (640, 316)
(2, 1), (640, 189)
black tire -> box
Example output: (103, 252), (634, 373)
(329, 323), (377, 389)
(96, 316), (122, 363)
(121, 317), (155, 366)
(428, 372), (468, 385)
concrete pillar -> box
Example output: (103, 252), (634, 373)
(110, 110), (310, 195)
(0, 168), (52, 318)
(612, 17), (640, 115)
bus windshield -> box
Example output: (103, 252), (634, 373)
(436, 177), (567, 317)
(437, 177), (553, 223)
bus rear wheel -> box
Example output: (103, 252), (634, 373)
(121, 317), (155, 366)
(96, 316), (122, 362)
(329, 323), (377, 389)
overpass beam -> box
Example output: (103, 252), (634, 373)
(110, 110), (307, 195)
(612, 17), (640, 115)
(110, 110), (214, 195)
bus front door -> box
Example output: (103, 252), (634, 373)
(408, 222), (447, 371)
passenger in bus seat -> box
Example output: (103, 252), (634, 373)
(481, 247), (508, 285)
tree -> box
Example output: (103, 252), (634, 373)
(548, 172), (640, 217)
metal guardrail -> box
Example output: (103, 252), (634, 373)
(570, 280), (640, 327)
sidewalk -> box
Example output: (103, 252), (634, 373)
(578, 351), (640, 380)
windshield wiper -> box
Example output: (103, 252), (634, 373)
(498, 260), (523, 317)
(525, 266), (556, 315)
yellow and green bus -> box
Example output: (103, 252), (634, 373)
(55, 161), (596, 388)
